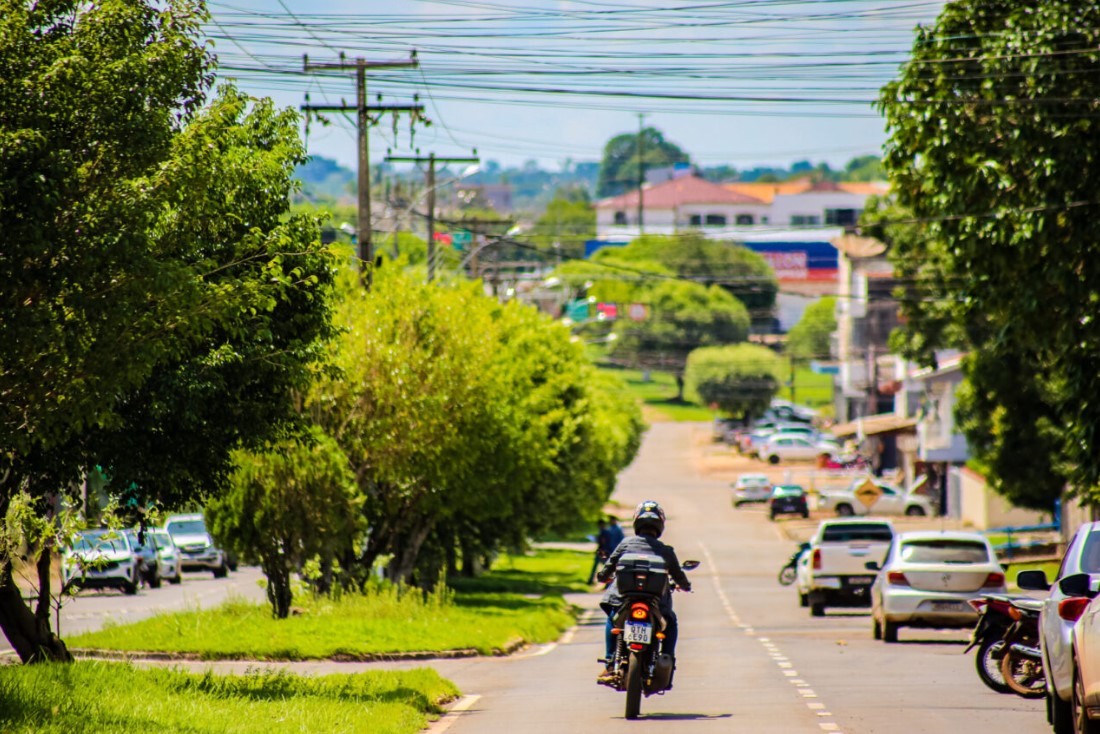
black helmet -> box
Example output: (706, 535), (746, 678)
(632, 500), (666, 537)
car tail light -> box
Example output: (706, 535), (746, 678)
(812, 548), (822, 570)
(1060, 597), (1092, 622)
(968, 599), (988, 613)
(887, 571), (910, 586)
(982, 572), (1006, 588)
(630, 603), (649, 621)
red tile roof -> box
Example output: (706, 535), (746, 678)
(596, 175), (765, 209)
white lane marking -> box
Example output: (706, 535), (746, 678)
(428, 695), (481, 734)
(808, 703), (826, 710)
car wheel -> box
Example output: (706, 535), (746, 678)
(883, 620), (899, 643)
(1073, 667), (1100, 734)
(169, 570), (182, 585)
(810, 602), (826, 617)
(872, 616), (882, 640)
(835, 503), (854, 517)
(768, 454), (781, 465)
(801, 509), (809, 519)
(904, 505), (926, 517)
(733, 500), (743, 508)
(123, 574), (138, 596)
(1050, 690), (1073, 734)
(799, 592), (808, 608)
(213, 559), (229, 579)
(148, 568), (162, 589)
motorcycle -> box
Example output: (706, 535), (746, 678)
(965, 594), (1018, 694)
(778, 542), (810, 586)
(599, 554), (700, 720)
(998, 597), (1046, 698)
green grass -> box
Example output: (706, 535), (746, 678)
(776, 368), (834, 410)
(67, 549), (589, 661)
(0, 661), (458, 734)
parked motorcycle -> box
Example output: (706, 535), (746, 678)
(965, 594), (1021, 695)
(600, 555), (700, 720)
(778, 542), (810, 586)
(998, 597), (1045, 698)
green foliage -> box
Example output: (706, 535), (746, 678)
(529, 189), (596, 260)
(0, 661), (458, 733)
(596, 127), (691, 197)
(877, 0), (1100, 508)
(786, 297), (837, 361)
(844, 155), (886, 182)
(684, 345), (784, 418)
(207, 428), (362, 618)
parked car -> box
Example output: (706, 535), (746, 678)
(732, 473), (773, 507)
(868, 530), (1006, 643)
(122, 528), (163, 588)
(758, 433), (838, 465)
(61, 529), (141, 595)
(740, 427), (778, 456)
(164, 513), (229, 578)
(815, 476), (935, 517)
(712, 417), (743, 444)
(796, 518), (895, 616)
(1061, 574), (1100, 732)
(1017, 521), (1100, 733)
(769, 484), (809, 520)
(148, 528), (183, 585)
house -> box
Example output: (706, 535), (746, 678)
(595, 174), (768, 233)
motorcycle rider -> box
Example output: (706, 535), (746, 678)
(596, 500), (692, 684)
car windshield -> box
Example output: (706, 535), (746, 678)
(166, 519), (206, 535)
(72, 533), (127, 553)
(150, 530), (174, 546)
(822, 524), (894, 543)
(900, 539), (990, 564)
(773, 486), (804, 496)
(739, 475), (769, 486)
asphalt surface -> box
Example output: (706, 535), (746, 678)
(1, 422), (1055, 733)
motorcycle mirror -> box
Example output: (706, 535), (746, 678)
(1058, 572), (1089, 597)
(681, 560), (701, 571)
(1017, 569), (1051, 592)
(864, 561), (881, 572)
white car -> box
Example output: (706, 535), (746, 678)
(62, 529), (141, 595)
(164, 513), (229, 578)
(869, 530), (1006, 643)
(758, 433), (838, 465)
(148, 528), (184, 585)
(816, 476), (935, 517)
(732, 473), (773, 506)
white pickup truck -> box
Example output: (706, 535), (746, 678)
(795, 518), (895, 617)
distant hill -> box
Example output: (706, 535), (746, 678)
(295, 156), (355, 202)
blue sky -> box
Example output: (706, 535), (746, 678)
(206, 0), (947, 172)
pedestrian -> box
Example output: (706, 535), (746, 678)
(587, 519), (611, 584)
(605, 515), (624, 551)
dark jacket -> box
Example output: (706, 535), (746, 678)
(597, 533), (691, 614)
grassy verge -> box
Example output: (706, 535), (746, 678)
(67, 549), (589, 660)
(0, 661), (457, 734)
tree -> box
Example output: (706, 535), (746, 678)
(786, 297), (837, 361)
(877, 0), (1100, 509)
(0, 1), (337, 661)
(596, 127), (691, 198)
(610, 280), (751, 399)
(684, 345), (785, 418)
(207, 429), (362, 618)
(529, 188), (595, 261)
(843, 155), (885, 182)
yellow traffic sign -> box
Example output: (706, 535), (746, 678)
(853, 478), (883, 509)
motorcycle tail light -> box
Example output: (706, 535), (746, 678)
(887, 571), (909, 586)
(611, 628), (623, 636)
(656, 632), (665, 640)
(629, 643), (645, 652)
(982, 572), (1006, 588)
(630, 603), (649, 620)
(1060, 597), (1091, 622)
(812, 548), (822, 570)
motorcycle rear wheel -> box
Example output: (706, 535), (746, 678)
(625, 652), (643, 720)
(974, 638), (1013, 695)
(778, 565), (797, 586)
(1000, 649), (1046, 698)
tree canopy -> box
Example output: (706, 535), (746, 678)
(685, 344), (785, 418)
(786, 297), (837, 361)
(877, 0), (1100, 509)
(596, 127), (691, 198)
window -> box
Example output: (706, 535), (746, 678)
(821, 523), (894, 543)
(900, 540), (990, 564)
(791, 215), (822, 226)
(705, 214), (727, 226)
(736, 214), (754, 225)
(613, 211), (627, 225)
(688, 214), (703, 226)
(826, 208), (860, 226)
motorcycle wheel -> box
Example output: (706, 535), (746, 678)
(625, 652), (643, 720)
(778, 565), (797, 586)
(974, 638), (1013, 695)
(1000, 648), (1046, 698)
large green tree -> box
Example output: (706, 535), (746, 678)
(596, 127), (691, 198)
(786, 297), (837, 361)
(877, 0), (1100, 509)
(0, 0), (336, 660)
(685, 344), (785, 418)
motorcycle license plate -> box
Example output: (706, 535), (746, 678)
(624, 622), (653, 645)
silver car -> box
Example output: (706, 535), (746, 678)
(869, 530), (1006, 643)
(732, 473), (773, 506)
(62, 529), (141, 595)
(1017, 521), (1100, 734)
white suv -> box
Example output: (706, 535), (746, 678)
(164, 513), (229, 578)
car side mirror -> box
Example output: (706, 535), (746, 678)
(681, 560), (701, 571)
(1059, 573), (1093, 597)
(1017, 569), (1052, 591)
(864, 561), (881, 572)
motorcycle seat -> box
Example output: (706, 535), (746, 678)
(1011, 598), (1044, 613)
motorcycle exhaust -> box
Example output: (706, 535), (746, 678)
(1009, 642), (1042, 660)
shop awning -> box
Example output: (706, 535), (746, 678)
(829, 413), (918, 439)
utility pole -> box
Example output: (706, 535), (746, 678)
(636, 112), (646, 234)
(385, 153), (479, 282)
(302, 54), (421, 289)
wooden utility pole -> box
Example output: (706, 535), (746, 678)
(302, 54), (421, 289)
(385, 153), (479, 282)
(637, 112), (646, 234)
